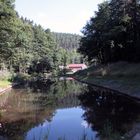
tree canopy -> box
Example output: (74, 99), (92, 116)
(52, 32), (83, 65)
(78, 0), (140, 64)
(0, 0), (57, 75)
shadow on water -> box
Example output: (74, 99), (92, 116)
(78, 86), (140, 140)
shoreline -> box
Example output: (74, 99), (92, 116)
(0, 83), (18, 95)
(0, 85), (12, 95)
(73, 76), (140, 139)
(73, 62), (140, 102)
(73, 76), (140, 104)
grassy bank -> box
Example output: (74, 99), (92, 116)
(0, 80), (11, 88)
(74, 62), (140, 99)
(0, 71), (12, 89)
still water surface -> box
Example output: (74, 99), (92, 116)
(25, 107), (95, 140)
(0, 79), (140, 140)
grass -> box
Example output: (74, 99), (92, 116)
(75, 62), (140, 77)
(0, 80), (11, 88)
(74, 61), (140, 98)
(0, 70), (12, 88)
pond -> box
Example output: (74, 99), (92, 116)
(0, 79), (140, 140)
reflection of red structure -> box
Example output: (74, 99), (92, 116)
(67, 64), (87, 73)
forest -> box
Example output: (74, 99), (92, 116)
(78, 0), (140, 64)
(0, 0), (82, 83)
(52, 32), (81, 50)
(0, 0), (55, 75)
(1, 0), (140, 83)
(52, 32), (82, 65)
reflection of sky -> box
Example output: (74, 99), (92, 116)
(25, 107), (98, 140)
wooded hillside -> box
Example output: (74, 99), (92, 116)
(52, 32), (81, 50)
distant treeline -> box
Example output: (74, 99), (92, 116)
(52, 32), (83, 64)
(78, 0), (140, 64)
(52, 32), (81, 50)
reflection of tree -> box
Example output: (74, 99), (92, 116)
(0, 80), (86, 139)
(0, 119), (35, 140)
(27, 79), (54, 93)
(46, 80), (86, 108)
(0, 92), (55, 140)
(49, 80), (85, 96)
(78, 86), (140, 139)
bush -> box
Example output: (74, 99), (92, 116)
(12, 73), (31, 84)
(0, 71), (12, 81)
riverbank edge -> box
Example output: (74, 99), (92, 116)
(73, 76), (140, 103)
(73, 75), (140, 139)
(0, 82), (19, 95)
(72, 62), (140, 102)
(0, 85), (12, 95)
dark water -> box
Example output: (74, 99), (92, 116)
(0, 79), (140, 140)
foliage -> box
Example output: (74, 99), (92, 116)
(0, 0), (17, 66)
(78, 0), (140, 64)
(0, 80), (11, 88)
(12, 73), (31, 84)
(0, 70), (12, 81)
(52, 32), (81, 50)
(0, 0), (85, 80)
(0, 0), (60, 79)
(52, 32), (84, 65)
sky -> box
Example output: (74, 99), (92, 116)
(15, 0), (104, 34)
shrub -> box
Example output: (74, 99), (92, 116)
(0, 71), (12, 81)
(12, 73), (31, 84)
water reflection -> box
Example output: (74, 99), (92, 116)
(25, 107), (96, 140)
(0, 80), (87, 140)
(79, 86), (140, 139)
(0, 80), (139, 140)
